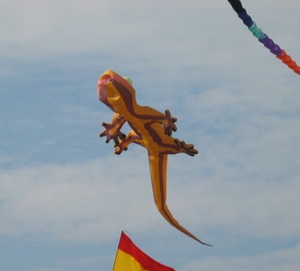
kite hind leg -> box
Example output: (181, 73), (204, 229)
(174, 139), (198, 156)
(114, 130), (142, 155)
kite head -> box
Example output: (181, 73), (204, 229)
(98, 70), (136, 114)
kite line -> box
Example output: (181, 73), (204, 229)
(228, 0), (300, 76)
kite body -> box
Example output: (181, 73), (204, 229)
(98, 70), (210, 246)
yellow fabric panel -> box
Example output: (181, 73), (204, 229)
(113, 249), (148, 271)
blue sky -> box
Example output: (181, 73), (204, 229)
(1, 0), (300, 270)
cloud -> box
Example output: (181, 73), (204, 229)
(0, 154), (163, 242)
(181, 243), (300, 271)
(1, 138), (299, 245)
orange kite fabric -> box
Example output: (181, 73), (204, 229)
(112, 232), (175, 271)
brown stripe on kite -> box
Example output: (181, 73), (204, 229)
(144, 122), (179, 152)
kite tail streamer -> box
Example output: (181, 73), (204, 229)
(228, 0), (300, 75)
(258, 35), (281, 55)
(277, 50), (300, 74)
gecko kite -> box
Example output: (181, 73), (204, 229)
(228, 0), (300, 75)
(97, 70), (211, 246)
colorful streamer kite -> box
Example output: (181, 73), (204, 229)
(228, 0), (300, 75)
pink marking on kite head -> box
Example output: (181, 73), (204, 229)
(97, 74), (114, 101)
(99, 74), (113, 85)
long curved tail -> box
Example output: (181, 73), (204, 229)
(148, 152), (212, 246)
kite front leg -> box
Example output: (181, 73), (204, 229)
(99, 113), (127, 146)
(162, 109), (177, 136)
(114, 130), (142, 155)
(139, 106), (177, 136)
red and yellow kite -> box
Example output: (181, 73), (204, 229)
(112, 232), (175, 271)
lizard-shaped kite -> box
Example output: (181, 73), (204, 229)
(97, 70), (211, 246)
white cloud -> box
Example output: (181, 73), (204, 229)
(0, 155), (161, 242)
(181, 243), (300, 271)
(1, 139), (299, 245)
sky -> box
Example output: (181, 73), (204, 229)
(0, 0), (300, 270)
